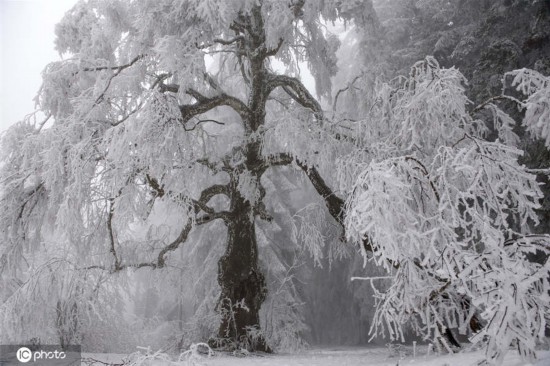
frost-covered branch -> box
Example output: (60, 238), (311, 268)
(106, 198), (121, 271)
(265, 38), (284, 57)
(179, 89), (250, 127)
(295, 160), (344, 225)
(193, 184), (231, 218)
(91, 56), (144, 106)
(333, 74), (363, 112)
(145, 174), (229, 217)
(343, 58), (550, 363)
(197, 35), (245, 49)
(267, 75), (323, 121)
(16, 183), (45, 221)
(91, 183), (230, 272)
(470, 95), (522, 116)
(254, 180), (272, 222)
(81, 55), (144, 73)
(254, 153), (294, 174)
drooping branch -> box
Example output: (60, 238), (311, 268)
(470, 94), (524, 116)
(92, 56), (144, 105)
(404, 156), (441, 202)
(110, 101), (145, 127)
(16, 183), (45, 221)
(294, 160), (375, 253)
(295, 160), (344, 225)
(107, 198), (121, 271)
(266, 74), (323, 121)
(333, 74), (363, 112)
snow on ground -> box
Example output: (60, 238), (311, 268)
(83, 346), (550, 366)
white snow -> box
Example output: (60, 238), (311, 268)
(83, 346), (550, 366)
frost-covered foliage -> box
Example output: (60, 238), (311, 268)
(505, 69), (550, 147)
(0, 0), (376, 353)
(342, 57), (550, 365)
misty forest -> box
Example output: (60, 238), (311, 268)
(1, 0), (550, 365)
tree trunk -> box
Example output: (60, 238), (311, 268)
(214, 193), (271, 352)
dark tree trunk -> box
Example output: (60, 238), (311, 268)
(214, 193), (271, 352)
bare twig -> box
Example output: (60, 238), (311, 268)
(470, 94), (524, 116)
(82, 55), (144, 72)
(333, 74), (363, 112)
(183, 119), (225, 132)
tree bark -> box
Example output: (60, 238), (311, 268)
(214, 192), (271, 352)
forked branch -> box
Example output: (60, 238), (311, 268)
(89, 183), (230, 272)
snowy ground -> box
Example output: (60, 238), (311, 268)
(83, 346), (550, 366)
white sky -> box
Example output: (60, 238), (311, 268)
(0, 0), (77, 132)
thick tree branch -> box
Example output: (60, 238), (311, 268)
(248, 153), (294, 174)
(214, 36), (245, 46)
(145, 174), (165, 198)
(179, 89), (250, 126)
(294, 160), (374, 253)
(154, 184), (231, 267)
(295, 160), (345, 225)
(255, 180), (272, 222)
(267, 74), (323, 121)
(265, 38), (284, 57)
(159, 83), (180, 93)
(91, 183), (230, 272)
(156, 219), (194, 268)
(264, 153), (295, 168)
(192, 184), (231, 217)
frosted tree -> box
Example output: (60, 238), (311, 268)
(342, 57), (550, 364)
(0, 0), (377, 352)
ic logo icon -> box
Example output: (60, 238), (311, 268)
(16, 347), (32, 363)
